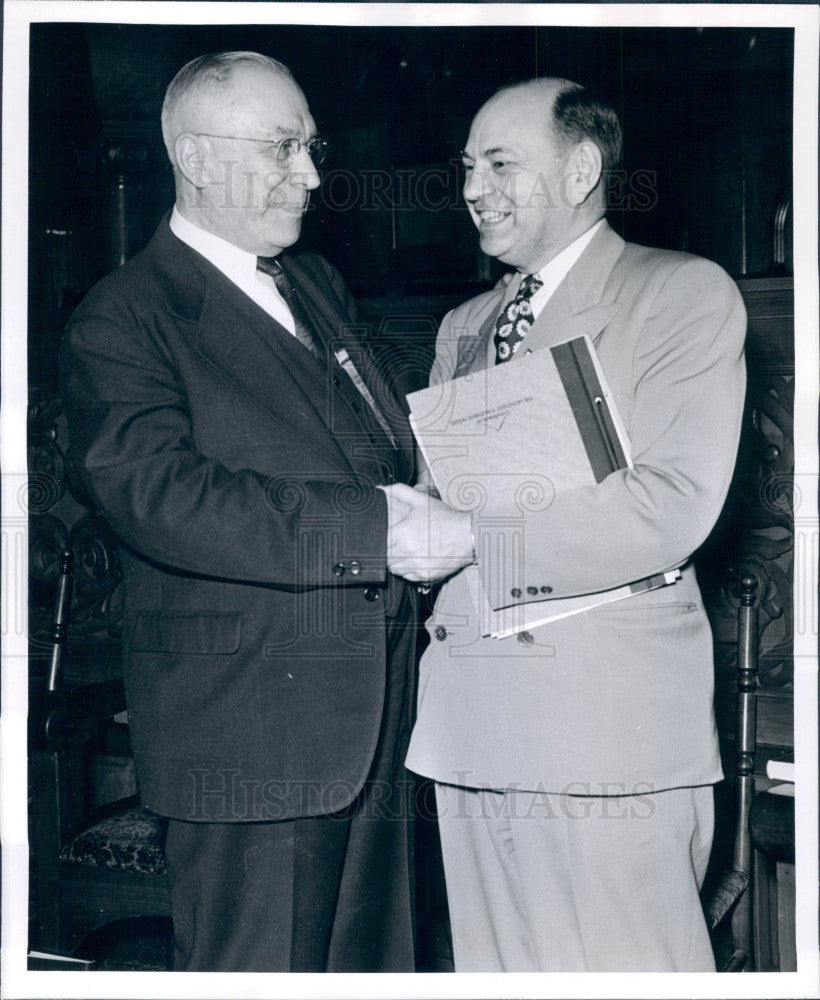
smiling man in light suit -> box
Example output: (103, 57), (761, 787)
(383, 78), (746, 971)
(61, 52), (418, 972)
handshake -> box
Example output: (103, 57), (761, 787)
(379, 483), (475, 585)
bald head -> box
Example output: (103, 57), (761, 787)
(160, 51), (295, 163)
(494, 77), (622, 175)
(487, 77), (569, 122)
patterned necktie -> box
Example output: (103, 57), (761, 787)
(493, 272), (544, 364)
(257, 256), (321, 358)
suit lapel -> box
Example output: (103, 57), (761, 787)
(522, 222), (626, 354)
(453, 222), (625, 378)
(199, 269), (332, 417)
(151, 221), (415, 478)
(455, 222), (627, 375)
(522, 282), (621, 353)
(454, 292), (505, 377)
(155, 232), (353, 469)
(283, 254), (413, 452)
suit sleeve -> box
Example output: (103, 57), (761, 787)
(428, 309), (460, 386)
(59, 282), (389, 590)
(478, 257), (747, 607)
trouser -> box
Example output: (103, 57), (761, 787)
(435, 782), (716, 972)
(163, 601), (417, 972)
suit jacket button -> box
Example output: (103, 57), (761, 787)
(540, 585), (553, 594)
(333, 562), (346, 577)
(349, 560), (362, 576)
(434, 625), (448, 641)
(517, 631), (535, 646)
(511, 587), (522, 598)
(364, 587), (380, 602)
(526, 586), (538, 596)
(332, 375), (341, 387)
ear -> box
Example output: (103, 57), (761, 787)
(565, 140), (603, 206)
(174, 133), (210, 189)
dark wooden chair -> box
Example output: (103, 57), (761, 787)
(705, 569), (798, 973)
(748, 776), (796, 971)
(28, 548), (171, 966)
(704, 569), (795, 973)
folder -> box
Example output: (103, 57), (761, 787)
(407, 335), (680, 637)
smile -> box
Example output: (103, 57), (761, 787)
(477, 210), (510, 224)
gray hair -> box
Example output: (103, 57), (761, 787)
(160, 51), (293, 161)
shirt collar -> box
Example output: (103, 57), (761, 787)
(169, 207), (260, 288)
(530, 218), (606, 301)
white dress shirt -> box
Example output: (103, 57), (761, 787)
(169, 207), (296, 334)
(527, 218), (605, 319)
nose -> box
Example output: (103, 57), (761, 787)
(463, 165), (490, 204)
(290, 146), (321, 190)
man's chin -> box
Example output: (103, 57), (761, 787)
(478, 234), (510, 261)
(479, 234), (513, 266)
(261, 224), (303, 257)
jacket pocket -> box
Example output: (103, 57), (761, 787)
(130, 611), (241, 655)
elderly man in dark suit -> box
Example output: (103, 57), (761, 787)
(384, 78), (746, 971)
(60, 51), (418, 972)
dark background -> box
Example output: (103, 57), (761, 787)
(29, 22), (793, 388)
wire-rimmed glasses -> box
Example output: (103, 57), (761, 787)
(189, 132), (328, 166)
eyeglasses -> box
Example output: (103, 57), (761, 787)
(191, 132), (328, 166)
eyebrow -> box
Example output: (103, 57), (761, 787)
(460, 146), (515, 160)
(266, 124), (300, 138)
(256, 121), (311, 139)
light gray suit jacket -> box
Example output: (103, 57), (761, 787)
(406, 221), (747, 795)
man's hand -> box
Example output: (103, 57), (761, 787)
(381, 483), (474, 584)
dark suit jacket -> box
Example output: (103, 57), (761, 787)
(60, 218), (416, 822)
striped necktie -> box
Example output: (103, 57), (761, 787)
(257, 256), (321, 358)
